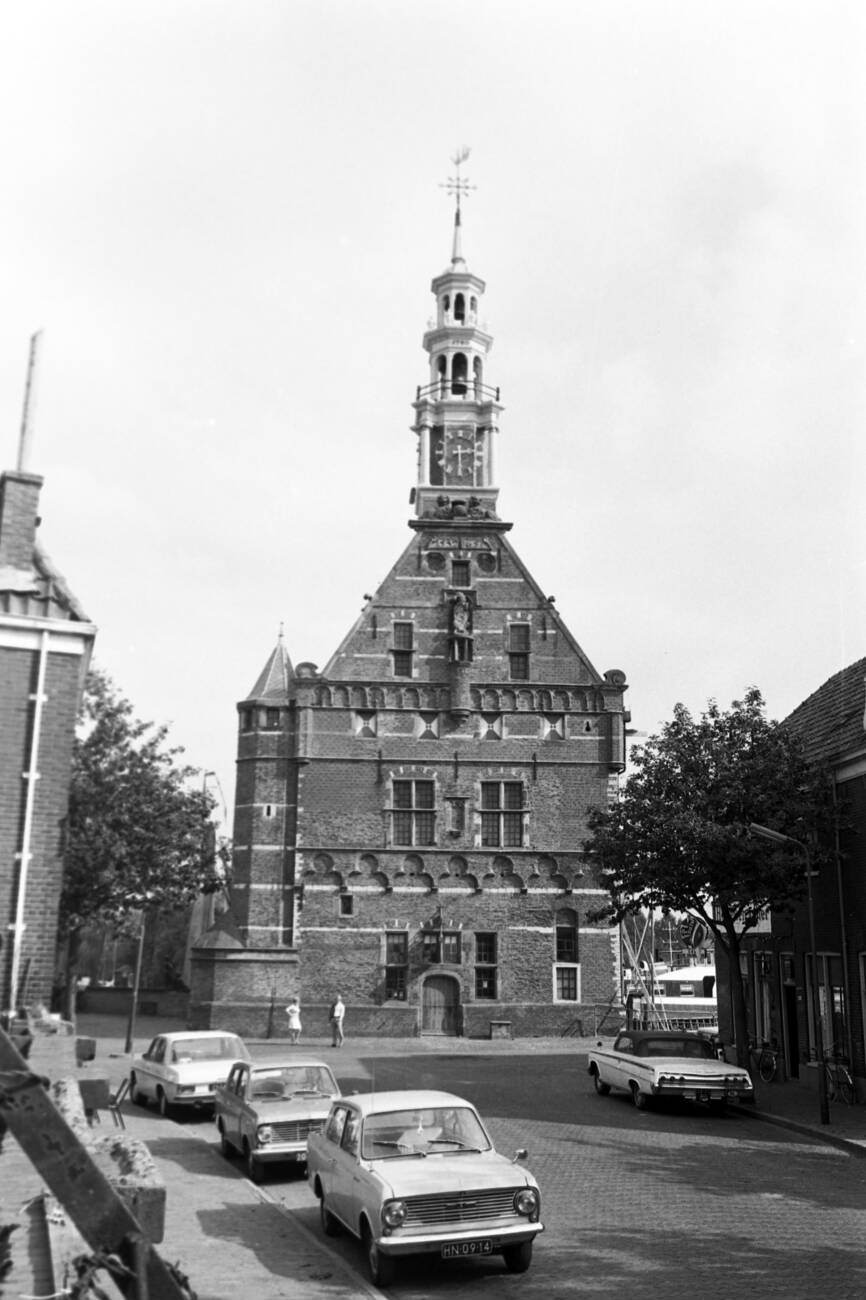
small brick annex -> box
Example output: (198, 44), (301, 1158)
(190, 187), (630, 1038)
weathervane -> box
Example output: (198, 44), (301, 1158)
(439, 146), (476, 212)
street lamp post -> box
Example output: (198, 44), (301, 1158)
(749, 823), (830, 1125)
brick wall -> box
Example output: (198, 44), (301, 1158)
(0, 645), (86, 1009)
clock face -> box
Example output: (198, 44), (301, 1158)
(437, 425), (483, 485)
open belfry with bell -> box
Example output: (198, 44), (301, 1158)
(190, 153), (630, 1038)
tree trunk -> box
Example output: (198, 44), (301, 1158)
(722, 931), (750, 1069)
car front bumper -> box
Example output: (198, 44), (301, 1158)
(377, 1222), (543, 1257)
(253, 1143), (309, 1164)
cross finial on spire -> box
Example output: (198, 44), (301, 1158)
(440, 146), (475, 212)
(439, 147), (475, 266)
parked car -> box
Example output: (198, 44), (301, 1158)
(130, 1030), (250, 1117)
(587, 1029), (754, 1111)
(306, 1088), (543, 1287)
(215, 1057), (340, 1182)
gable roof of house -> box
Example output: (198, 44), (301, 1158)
(783, 656), (866, 767)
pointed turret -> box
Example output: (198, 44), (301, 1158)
(245, 629), (293, 704)
(412, 152), (503, 523)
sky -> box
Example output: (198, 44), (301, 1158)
(1, 0), (864, 828)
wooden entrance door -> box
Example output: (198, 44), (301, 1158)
(422, 975), (459, 1035)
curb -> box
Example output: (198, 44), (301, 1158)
(732, 1103), (866, 1157)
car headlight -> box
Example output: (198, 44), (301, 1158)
(514, 1188), (540, 1219)
(175, 1085), (196, 1095)
(382, 1200), (407, 1229)
(256, 1126), (273, 1147)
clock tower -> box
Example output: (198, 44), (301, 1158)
(412, 151), (502, 521)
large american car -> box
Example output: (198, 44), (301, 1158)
(306, 1089), (543, 1287)
(130, 1030), (250, 1117)
(587, 1029), (754, 1111)
(215, 1057), (340, 1182)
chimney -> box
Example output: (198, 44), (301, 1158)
(0, 469), (43, 570)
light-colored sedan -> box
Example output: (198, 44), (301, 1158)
(587, 1029), (754, 1111)
(129, 1030), (250, 1117)
(306, 1088), (543, 1287)
(215, 1057), (340, 1182)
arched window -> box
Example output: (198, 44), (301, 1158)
(454, 293), (465, 323)
(451, 352), (468, 396)
(437, 355), (447, 396)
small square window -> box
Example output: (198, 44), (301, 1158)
(545, 713), (565, 740)
(340, 894), (354, 916)
(452, 560), (471, 588)
(355, 710), (377, 737)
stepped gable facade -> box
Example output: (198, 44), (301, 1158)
(191, 186), (630, 1037)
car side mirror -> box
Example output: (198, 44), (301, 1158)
(512, 1148), (528, 1163)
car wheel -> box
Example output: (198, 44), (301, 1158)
(631, 1083), (648, 1110)
(593, 1070), (611, 1096)
(244, 1141), (264, 1184)
(362, 1223), (395, 1287)
(218, 1122), (233, 1158)
(130, 1074), (148, 1107)
(319, 1192), (341, 1237)
(157, 1089), (173, 1119)
(503, 1240), (533, 1274)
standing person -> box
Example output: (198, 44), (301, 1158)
(330, 994), (345, 1047)
(285, 997), (302, 1045)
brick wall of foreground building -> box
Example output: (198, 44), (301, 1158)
(1, 468), (95, 1012)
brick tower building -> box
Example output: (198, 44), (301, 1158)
(191, 178), (630, 1037)
(1, 439), (96, 1014)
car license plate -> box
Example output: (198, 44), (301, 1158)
(683, 1090), (696, 1100)
(442, 1240), (492, 1259)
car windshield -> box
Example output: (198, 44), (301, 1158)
(360, 1105), (491, 1159)
(636, 1038), (713, 1059)
(249, 1066), (338, 1100)
(170, 1036), (246, 1063)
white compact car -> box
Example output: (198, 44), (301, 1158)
(130, 1030), (250, 1116)
(306, 1088), (543, 1287)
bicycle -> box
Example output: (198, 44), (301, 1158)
(749, 1039), (779, 1083)
(824, 1048), (856, 1105)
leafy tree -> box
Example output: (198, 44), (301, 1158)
(58, 667), (217, 1014)
(585, 688), (834, 1067)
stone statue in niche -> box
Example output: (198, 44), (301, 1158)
(432, 494), (452, 518)
(451, 591), (472, 636)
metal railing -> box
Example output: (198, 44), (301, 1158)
(415, 380), (501, 403)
